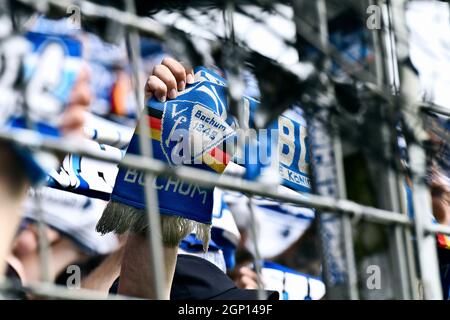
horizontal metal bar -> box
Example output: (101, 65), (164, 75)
(0, 128), (412, 226)
(424, 223), (450, 237)
(17, 0), (166, 40)
(420, 102), (450, 118)
(0, 279), (140, 300)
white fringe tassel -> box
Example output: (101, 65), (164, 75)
(96, 201), (211, 251)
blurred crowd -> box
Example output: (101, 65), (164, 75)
(1, 1), (450, 301)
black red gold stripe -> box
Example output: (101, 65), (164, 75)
(136, 110), (231, 173)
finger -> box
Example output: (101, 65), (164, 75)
(161, 57), (188, 90)
(185, 67), (195, 85)
(153, 64), (178, 99)
(235, 278), (246, 289)
(13, 229), (38, 256)
(70, 66), (92, 107)
(237, 275), (259, 289)
(46, 227), (61, 244)
(60, 106), (86, 134)
(239, 267), (259, 282)
(70, 82), (91, 107)
(145, 75), (168, 102)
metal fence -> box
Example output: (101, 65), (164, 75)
(0, 0), (449, 300)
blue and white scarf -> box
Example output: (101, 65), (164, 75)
(1, 29), (82, 185)
(110, 67), (238, 225)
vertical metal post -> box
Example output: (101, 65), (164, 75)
(34, 188), (51, 283)
(247, 197), (266, 300)
(388, 0), (442, 300)
(366, 0), (412, 299)
(223, 1), (266, 300)
(409, 145), (443, 299)
(124, 0), (166, 300)
(10, 1), (52, 285)
(318, 0), (359, 300)
(293, 0), (359, 300)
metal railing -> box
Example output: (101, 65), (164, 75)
(0, 0), (448, 300)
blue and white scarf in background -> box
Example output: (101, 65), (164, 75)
(1, 30), (83, 185)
